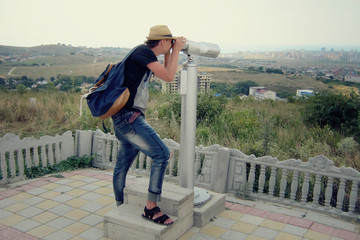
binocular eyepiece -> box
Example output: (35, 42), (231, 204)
(181, 40), (220, 58)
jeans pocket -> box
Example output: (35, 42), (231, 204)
(114, 119), (135, 137)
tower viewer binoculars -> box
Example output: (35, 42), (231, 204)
(181, 41), (220, 58)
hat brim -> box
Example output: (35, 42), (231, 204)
(146, 36), (177, 40)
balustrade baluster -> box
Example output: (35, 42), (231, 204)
(105, 139), (111, 163)
(55, 142), (60, 163)
(40, 145), (46, 166)
(301, 172), (310, 203)
(33, 146), (40, 166)
(349, 180), (359, 213)
(337, 178), (346, 211)
(313, 174), (322, 206)
(248, 163), (256, 193)
(25, 147), (31, 167)
(9, 151), (15, 177)
(268, 166), (277, 196)
(17, 149), (24, 177)
(139, 152), (145, 170)
(324, 176), (334, 208)
(47, 144), (54, 166)
(0, 152), (7, 180)
(279, 169), (288, 198)
(101, 139), (106, 162)
(112, 140), (118, 164)
(168, 151), (174, 176)
(146, 157), (152, 172)
(258, 166), (266, 194)
(290, 170), (299, 201)
(194, 152), (201, 178)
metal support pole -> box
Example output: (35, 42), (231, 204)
(179, 55), (198, 189)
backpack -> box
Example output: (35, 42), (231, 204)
(80, 46), (139, 120)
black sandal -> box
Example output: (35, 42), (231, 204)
(141, 206), (174, 226)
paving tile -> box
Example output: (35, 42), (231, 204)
(67, 189), (88, 197)
(304, 230), (331, 240)
(95, 196), (113, 205)
(228, 203), (252, 213)
(47, 217), (75, 229)
(39, 190), (61, 199)
(253, 226), (280, 239)
(52, 185), (74, 193)
(63, 222), (91, 235)
(9, 192), (33, 201)
(275, 232), (302, 240)
(12, 232), (39, 240)
(288, 217), (313, 228)
(93, 187), (113, 195)
(41, 183), (62, 190)
(282, 224), (308, 236)
(48, 203), (75, 215)
(331, 228), (360, 240)
(79, 214), (103, 226)
(266, 212), (292, 224)
(0, 209), (12, 218)
(92, 180), (111, 187)
(55, 179), (75, 185)
(245, 235), (267, 240)
(248, 208), (271, 218)
(23, 196), (46, 205)
(220, 229), (247, 240)
(0, 198), (17, 208)
(66, 198), (89, 208)
(212, 216), (236, 228)
(187, 233), (217, 240)
(4, 202), (29, 213)
(52, 193), (75, 203)
(199, 223), (227, 237)
(28, 180), (49, 187)
(0, 226), (23, 239)
(260, 219), (285, 231)
(240, 214), (265, 225)
(26, 187), (48, 196)
(0, 188), (21, 198)
(80, 202), (104, 212)
(79, 227), (104, 240)
(80, 177), (99, 183)
(95, 206), (113, 216)
(79, 192), (103, 201)
(32, 211), (58, 223)
(43, 230), (74, 240)
(35, 199), (60, 210)
(67, 181), (88, 188)
(219, 209), (244, 221)
(17, 206), (44, 218)
(64, 209), (90, 221)
(310, 222), (336, 235)
(68, 175), (87, 180)
(27, 225), (57, 239)
(231, 221), (257, 234)
(12, 219), (42, 232)
(0, 214), (26, 226)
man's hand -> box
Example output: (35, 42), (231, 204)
(172, 37), (187, 53)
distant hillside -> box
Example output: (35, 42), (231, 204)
(0, 44), (130, 57)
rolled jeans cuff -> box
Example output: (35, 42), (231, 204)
(148, 191), (161, 202)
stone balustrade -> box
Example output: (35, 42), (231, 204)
(1, 129), (359, 220)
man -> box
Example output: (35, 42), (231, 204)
(112, 25), (186, 226)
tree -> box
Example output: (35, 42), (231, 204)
(16, 84), (26, 94)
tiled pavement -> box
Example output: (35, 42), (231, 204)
(0, 169), (359, 240)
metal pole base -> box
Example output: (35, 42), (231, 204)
(194, 187), (211, 206)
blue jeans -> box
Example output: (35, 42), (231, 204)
(112, 109), (170, 205)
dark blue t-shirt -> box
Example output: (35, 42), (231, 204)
(124, 45), (158, 111)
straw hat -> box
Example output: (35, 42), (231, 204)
(146, 25), (176, 40)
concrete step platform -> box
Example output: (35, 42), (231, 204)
(104, 178), (194, 240)
(104, 204), (193, 240)
(124, 178), (194, 219)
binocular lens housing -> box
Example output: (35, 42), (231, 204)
(181, 41), (220, 58)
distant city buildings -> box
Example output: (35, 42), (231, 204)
(345, 73), (360, 83)
(161, 71), (212, 95)
(249, 86), (276, 100)
(296, 89), (314, 97)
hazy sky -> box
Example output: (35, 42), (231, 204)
(1, 0), (360, 52)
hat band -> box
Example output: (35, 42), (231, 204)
(153, 34), (173, 38)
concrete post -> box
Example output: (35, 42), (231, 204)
(212, 147), (230, 193)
